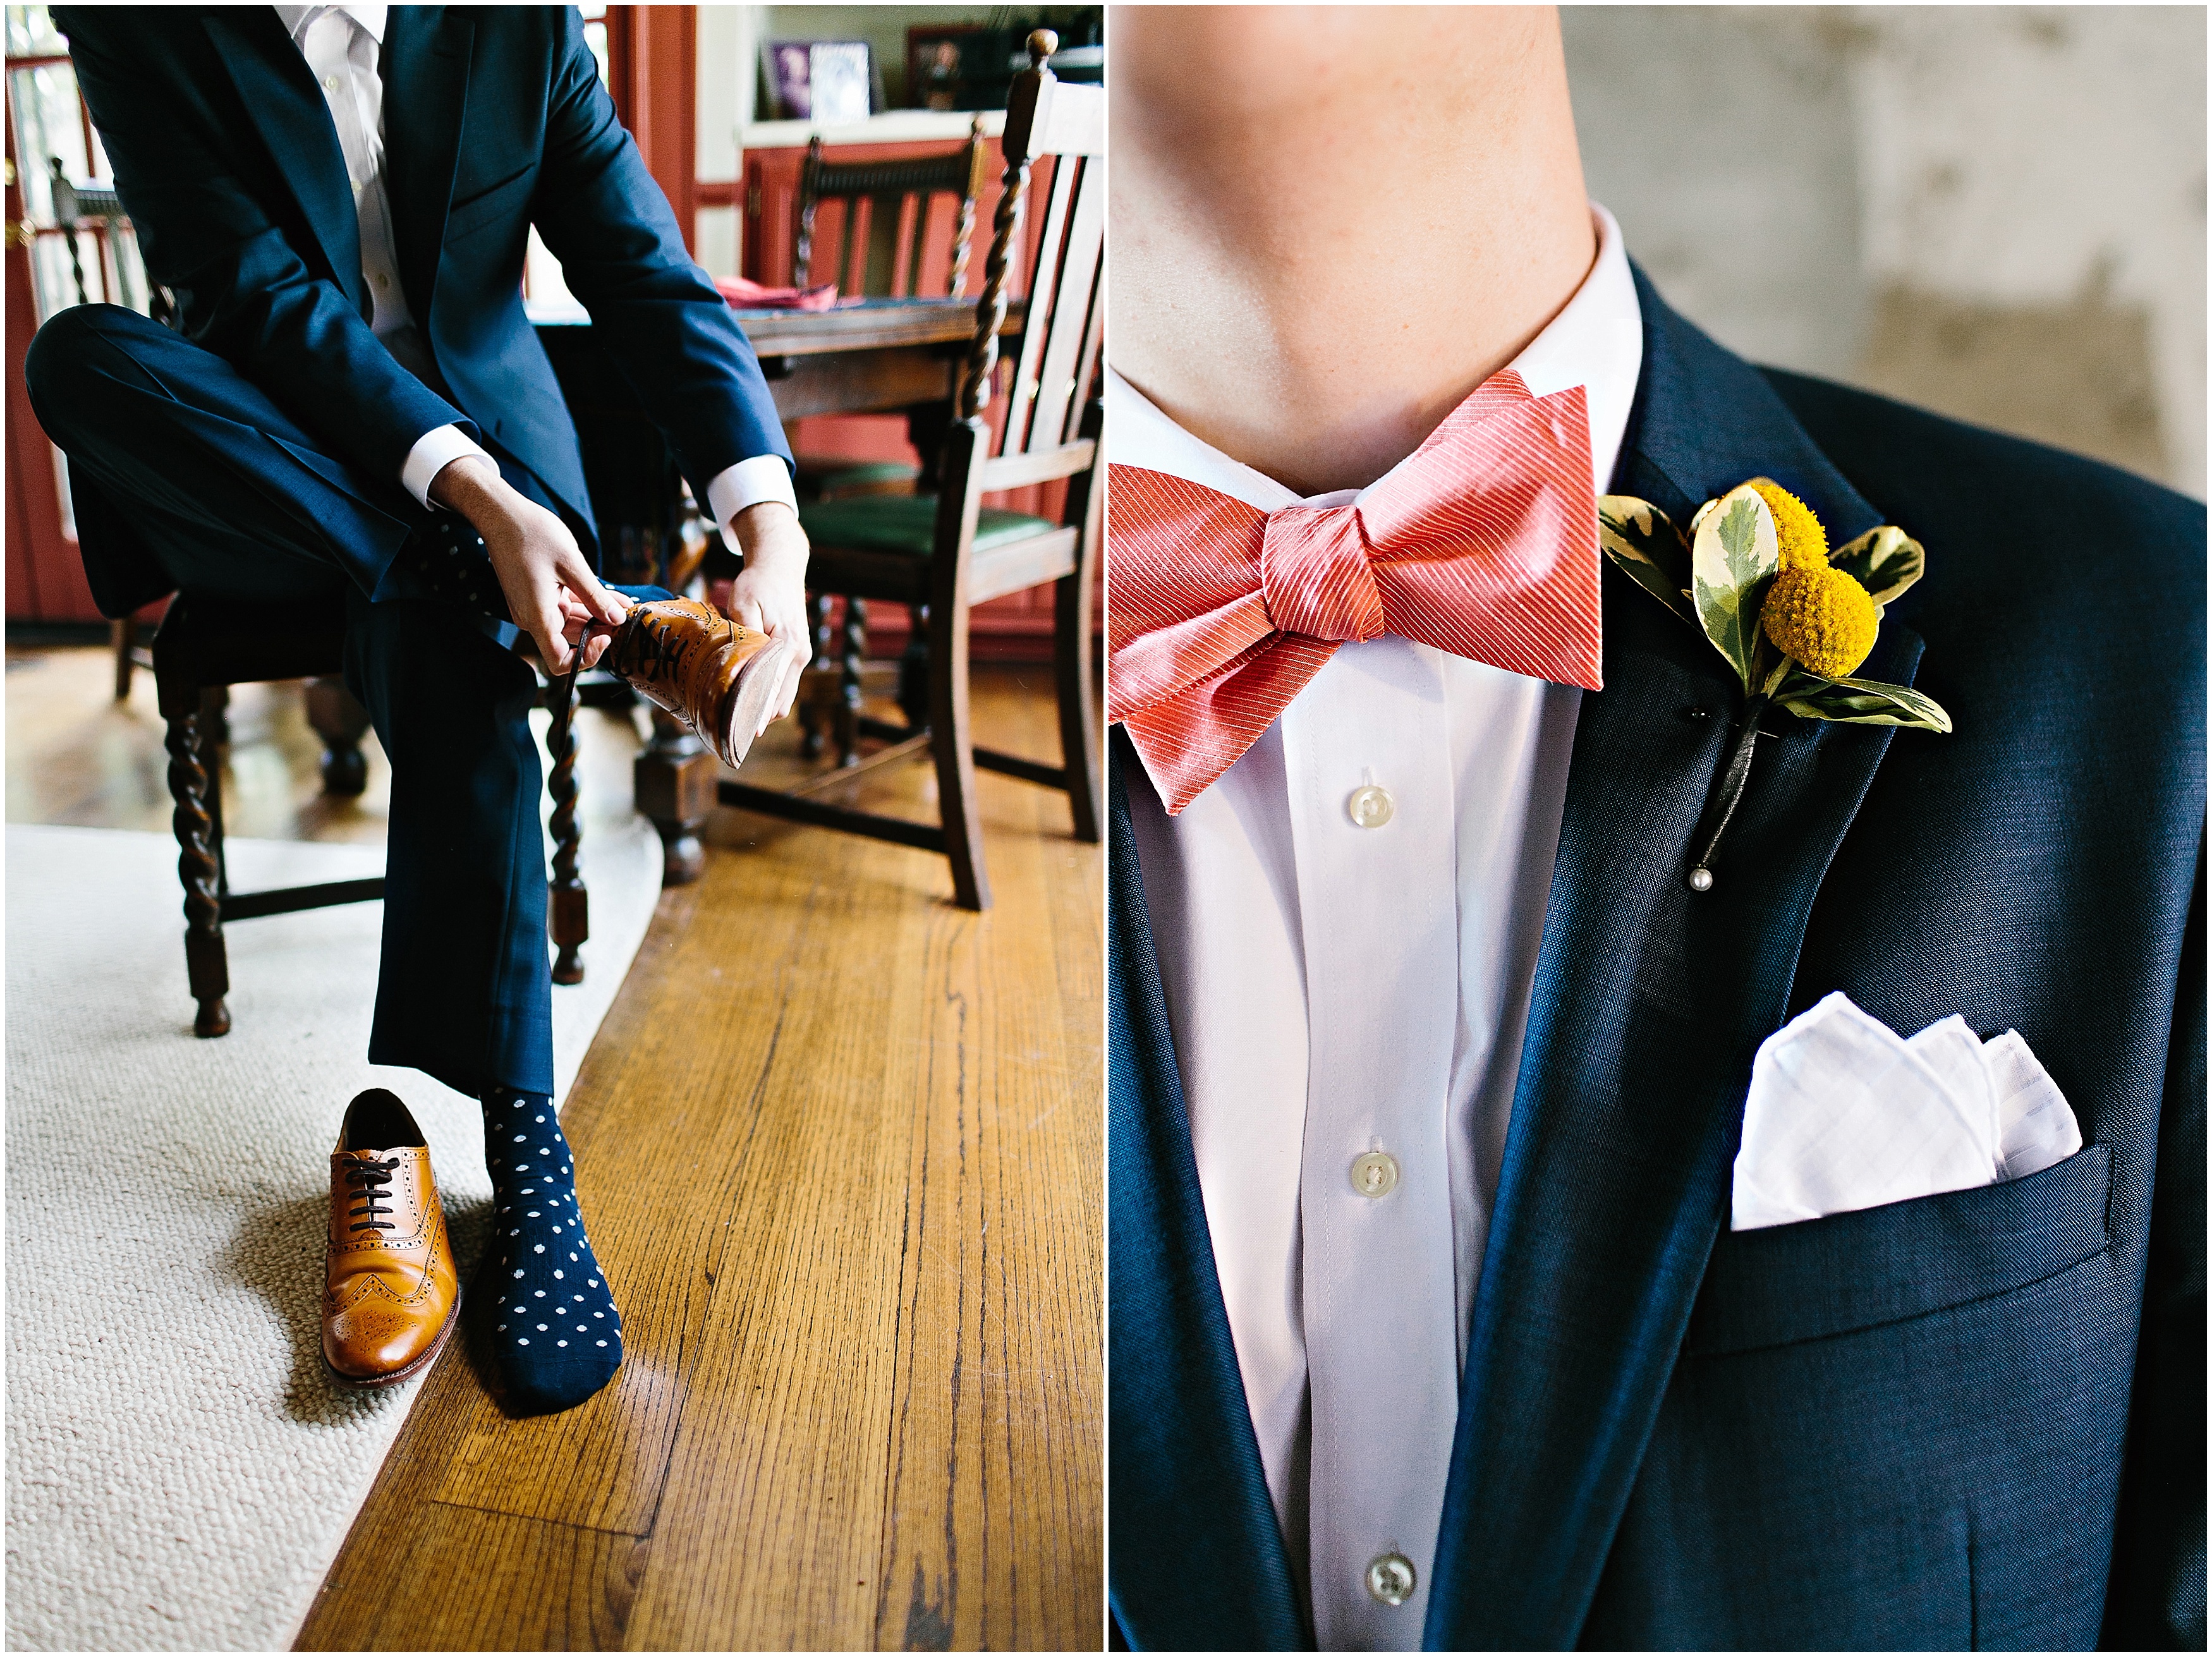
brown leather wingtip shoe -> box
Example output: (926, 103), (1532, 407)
(602, 595), (799, 770)
(323, 1088), (460, 1389)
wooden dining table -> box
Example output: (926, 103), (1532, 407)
(531, 293), (1026, 581)
(736, 296), (1016, 420)
(533, 293), (1014, 435)
(529, 294), (1022, 885)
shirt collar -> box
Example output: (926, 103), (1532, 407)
(272, 4), (387, 47)
(1107, 202), (1643, 513)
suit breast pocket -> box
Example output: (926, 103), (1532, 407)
(1685, 1143), (2113, 1355)
(444, 161), (537, 248)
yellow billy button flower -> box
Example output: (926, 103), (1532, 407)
(1749, 480), (1828, 570)
(1595, 480), (1951, 894)
(1762, 563), (1878, 678)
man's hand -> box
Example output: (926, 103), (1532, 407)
(429, 455), (629, 672)
(724, 500), (811, 727)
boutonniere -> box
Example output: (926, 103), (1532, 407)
(1598, 479), (1952, 892)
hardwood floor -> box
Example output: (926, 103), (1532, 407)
(8, 643), (1104, 1651)
(300, 667), (1097, 1651)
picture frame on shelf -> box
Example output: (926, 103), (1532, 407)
(906, 25), (985, 111)
(903, 17), (1103, 112)
(759, 40), (873, 125)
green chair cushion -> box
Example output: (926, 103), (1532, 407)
(793, 458), (920, 489)
(799, 494), (1059, 557)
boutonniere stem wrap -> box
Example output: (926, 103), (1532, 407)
(1598, 478), (1952, 892)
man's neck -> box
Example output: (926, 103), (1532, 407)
(1109, 7), (1596, 497)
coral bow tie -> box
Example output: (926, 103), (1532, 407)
(1107, 368), (1605, 813)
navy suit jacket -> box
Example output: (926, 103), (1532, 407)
(52, 4), (789, 614)
(1109, 272), (2206, 1649)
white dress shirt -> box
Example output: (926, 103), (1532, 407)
(271, 5), (794, 528)
(1112, 204), (1642, 1649)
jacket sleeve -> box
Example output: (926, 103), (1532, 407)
(525, 7), (792, 499)
(2101, 844), (2207, 1649)
(54, 8), (473, 487)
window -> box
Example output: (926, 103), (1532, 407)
(523, 3), (612, 313)
(6, 5), (149, 325)
(580, 3), (610, 87)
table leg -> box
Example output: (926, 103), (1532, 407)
(635, 705), (715, 887)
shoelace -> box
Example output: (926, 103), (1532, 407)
(629, 617), (690, 677)
(344, 1156), (402, 1233)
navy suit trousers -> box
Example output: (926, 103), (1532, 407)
(26, 302), (654, 1100)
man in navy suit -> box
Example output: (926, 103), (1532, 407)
(25, 6), (805, 1411)
(1107, 9), (2202, 1648)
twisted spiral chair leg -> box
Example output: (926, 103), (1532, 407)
(165, 708), (230, 1037)
(837, 596), (867, 766)
(801, 590), (834, 760)
(546, 672), (587, 986)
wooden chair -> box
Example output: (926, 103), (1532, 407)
(146, 592), (590, 1038)
(794, 115), (989, 304)
(789, 119), (990, 765)
(109, 610), (154, 700)
(783, 111), (982, 500)
(722, 31), (1102, 911)
(790, 114), (990, 503)
(67, 456), (592, 1039)
(534, 319), (722, 884)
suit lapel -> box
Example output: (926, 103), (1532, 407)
(1421, 270), (1923, 1649)
(379, 6), (473, 331)
(204, 9), (365, 319)
(1108, 733), (1308, 1650)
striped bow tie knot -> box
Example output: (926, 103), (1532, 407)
(1108, 368), (1605, 814)
(1259, 502), (1390, 641)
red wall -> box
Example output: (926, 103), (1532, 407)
(5, 89), (106, 624)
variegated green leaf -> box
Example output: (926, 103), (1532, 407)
(1597, 495), (1696, 626)
(1775, 668), (1953, 733)
(1690, 484), (1779, 694)
(1830, 523), (1924, 609)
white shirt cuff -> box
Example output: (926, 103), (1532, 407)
(400, 423), (495, 507)
(707, 454), (799, 540)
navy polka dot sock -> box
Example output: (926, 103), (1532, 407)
(482, 1088), (622, 1413)
(403, 511), (511, 621)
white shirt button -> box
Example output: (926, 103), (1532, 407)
(1366, 1552), (1416, 1606)
(1349, 1150), (1398, 1199)
(1346, 783), (1394, 829)
(375, 273), (390, 289)
(324, 75), (341, 93)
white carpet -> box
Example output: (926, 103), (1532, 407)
(4, 814), (661, 1651)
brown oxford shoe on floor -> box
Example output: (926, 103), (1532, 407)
(323, 1088), (460, 1389)
(600, 595), (802, 770)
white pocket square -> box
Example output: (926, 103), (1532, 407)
(1731, 991), (2082, 1232)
